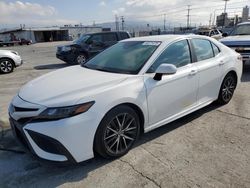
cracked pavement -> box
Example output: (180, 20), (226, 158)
(0, 42), (250, 188)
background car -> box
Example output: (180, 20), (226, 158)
(19, 38), (32, 45)
(9, 35), (242, 163)
(197, 28), (223, 40)
(0, 50), (23, 74)
(56, 31), (131, 65)
(220, 22), (250, 66)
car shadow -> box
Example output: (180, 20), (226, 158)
(0, 103), (221, 187)
(241, 64), (250, 82)
(33, 63), (70, 70)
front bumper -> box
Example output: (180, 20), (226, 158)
(9, 95), (100, 163)
(13, 55), (23, 67)
(56, 51), (75, 63)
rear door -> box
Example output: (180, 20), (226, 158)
(191, 38), (223, 104)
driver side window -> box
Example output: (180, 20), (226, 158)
(90, 34), (102, 43)
(147, 40), (191, 73)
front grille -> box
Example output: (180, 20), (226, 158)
(14, 106), (38, 112)
(17, 117), (33, 124)
(235, 50), (250, 53)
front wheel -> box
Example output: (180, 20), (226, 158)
(216, 73), (237, 104)
(94, 105), (140, 158)
(0, 59), (14, 74)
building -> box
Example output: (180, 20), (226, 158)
(0, 26), (104, 43)
(216, 13), (230, 27)
(60, 25), (102, 40)
(242, 6), (249, 22)
(0, 27), (68, 43)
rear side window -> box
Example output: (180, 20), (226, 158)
(192, 39), (214, 61)
(102, 33), (117, 42)
(211, 43), (220, 56)
(120, 32), (130, 40)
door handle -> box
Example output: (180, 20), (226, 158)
(189, 70), (197, 76)
(219, 61), (225, 66)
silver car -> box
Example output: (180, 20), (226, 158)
(0, 50), (23, 74)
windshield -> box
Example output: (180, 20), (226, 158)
(82, 41), (161, 74)
(230, 24), (250, 35)
(73, 35), (90, 44)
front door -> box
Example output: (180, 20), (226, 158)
(145, 40), (199, 127)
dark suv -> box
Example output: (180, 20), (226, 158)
(56, 31), (131, 64)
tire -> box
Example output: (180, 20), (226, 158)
(75, 53), (87, 65)
(0, 59), (14, 74)
(216, 73), (237, 105)
(94, 105), (140, 159)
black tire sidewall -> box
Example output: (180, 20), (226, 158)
(94, 105), (140, 158)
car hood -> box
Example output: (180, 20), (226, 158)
(220, 35), (250, 46)
(19, 66), (129, 107)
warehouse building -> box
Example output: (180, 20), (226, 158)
(0, 26), (104, 43)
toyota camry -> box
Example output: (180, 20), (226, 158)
(9, 35), (242, 163)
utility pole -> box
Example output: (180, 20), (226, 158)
(187, 5), (191, 29)
(115, 15), (119, 31)
(223, 0), (230, 27)
(121, 16), (125, 31)
(209, 13), (212, 27)
(164, 14), (166, 31)
(223, 0), (230, 13)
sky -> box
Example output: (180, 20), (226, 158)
(0, 0), (249, 28)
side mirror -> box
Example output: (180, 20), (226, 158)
(153, 64), (177, 81)
(222, 33), (228, 37)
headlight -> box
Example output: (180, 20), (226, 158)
(62, 46), (71, 52)
(38, 101), (95, 120)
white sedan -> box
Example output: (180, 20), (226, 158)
(0, 50), (23, 74)
(9, 35), (242, 163)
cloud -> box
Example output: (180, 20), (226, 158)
(122, 0), (248, 26)
(99, 1), (106, 6)
(0, 1), (77, 26)
(112, 7), (126, 15)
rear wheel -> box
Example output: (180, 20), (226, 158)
(0, 59), (14, 74)
(94, 105), (140, 158)
(216, 73), (237, 104)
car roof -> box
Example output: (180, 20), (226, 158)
(87, 31), (128, 35)
(122, 34), (211, 42)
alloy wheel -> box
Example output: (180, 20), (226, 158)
(76, 54), (86, 64)
(0, 60), (13, 73)
(221, 76), (236, 102)
(104, 113), (138, 155)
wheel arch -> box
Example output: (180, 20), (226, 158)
(225, 70), (238, 88)
(93, 102), (145, 155)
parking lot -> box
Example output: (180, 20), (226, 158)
(0, 42), (250, 188)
